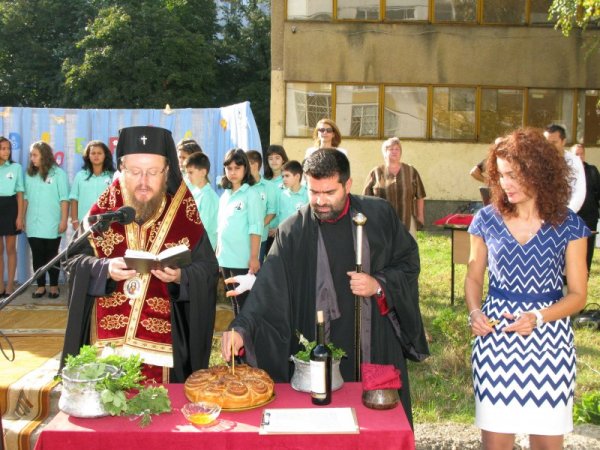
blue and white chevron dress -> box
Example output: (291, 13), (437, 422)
(469, 206), (590, 435)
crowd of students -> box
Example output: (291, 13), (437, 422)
(0, 135), (309, 301)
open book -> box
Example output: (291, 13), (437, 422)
(124, 244), (192, 273)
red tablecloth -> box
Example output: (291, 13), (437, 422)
(34, 383), (414, 450)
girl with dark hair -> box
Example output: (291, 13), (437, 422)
(69, 140), (115, 229)
(263, 145), (289, 252)
(24, 141), (69, 298)
(465, 128), (589, 450)
(216, 149), (262, 313)
(0, 137), (24, 297)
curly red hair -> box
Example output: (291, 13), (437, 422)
(486, 128), (571, 226)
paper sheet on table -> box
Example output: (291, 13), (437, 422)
(259, 407), (359, 435)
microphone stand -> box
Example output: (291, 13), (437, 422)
(0, 220), (110, 312)
(352, 213), (367, 382)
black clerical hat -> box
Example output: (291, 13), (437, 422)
(115, 126), (182, 194)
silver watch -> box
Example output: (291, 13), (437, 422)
(532, 310), (544, 328)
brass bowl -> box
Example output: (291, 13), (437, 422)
(362, 389), (399, 410)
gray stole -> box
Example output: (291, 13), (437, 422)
(315, 211), (372, 364)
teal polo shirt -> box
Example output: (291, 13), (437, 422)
(216, 183), (263, 269)
(252, 177), (277, 242)
(69, 169), (113, 221)
(24, 166), (69, 238)
(278, 185), (308, 223)
(267, 175), (284, 230)
(190, 183), (219, 251)
(0, 161), (24, 196)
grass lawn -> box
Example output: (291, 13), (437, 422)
(212, 230), (600, 424)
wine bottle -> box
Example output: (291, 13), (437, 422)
(310, 310), (332, 405)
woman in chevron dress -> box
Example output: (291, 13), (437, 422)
(465, 128), (589, 450)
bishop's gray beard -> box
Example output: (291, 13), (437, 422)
(121, 183), (167, 224)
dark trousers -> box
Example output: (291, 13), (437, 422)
(27, 237), (62, 287)
(582, 219), (598, 274)
(221, 267), (250, 316)
(586, 227), (597, 274)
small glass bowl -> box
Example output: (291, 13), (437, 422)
(181, 402), (221, 427)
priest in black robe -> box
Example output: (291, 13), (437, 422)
(222, 149), (429, 425)
(61, 126), (218, 383)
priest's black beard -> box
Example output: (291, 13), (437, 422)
(122, 182), (167, 224)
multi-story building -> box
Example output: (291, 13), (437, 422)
(270, 1), (600, 223)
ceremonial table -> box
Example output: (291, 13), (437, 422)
(34, 382), (414, 450)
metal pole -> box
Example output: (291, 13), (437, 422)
(352, 213), (367, 381)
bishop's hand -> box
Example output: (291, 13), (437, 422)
(108, 257), (138, 281)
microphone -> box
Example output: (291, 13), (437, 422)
(88, 206), (136, 225)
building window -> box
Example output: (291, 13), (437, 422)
(286, 82), (332, 137)
(577, 90), (600, 145)
(384, 86), (428, 138)
(434, 0), (477, 22)
(527, 88), (575, 141)
(336, 85), (379, 137)
(432, 87), (476, 139)
(385, 0), (429, 21)
(529, 0), (553, 24)
(286, 0), (332, 21)
(337, 0), (380, 20)
(480, 88), (524, 143)
(482, 0), (526, 24)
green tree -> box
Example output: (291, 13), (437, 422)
(216, 0), (271, 145)
(550, 0), (600, 35)
(0, 1), (94, 106)
(62, 0), (217, 108)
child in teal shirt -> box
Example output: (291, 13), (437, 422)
(0, 136), (24, 297)
(24, 141), (69, 298)
(69, 140), (114, 228)
(217, 149), (262, 314)
(278, 160), (308, 223)
(184, 151), (218, 251)
(246, 150), (276, 263)
(263, 145), (289, 253)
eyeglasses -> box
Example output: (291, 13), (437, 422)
(317, 127), (333, 134)
(122, 165), (167, 179)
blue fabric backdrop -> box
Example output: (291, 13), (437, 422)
(0, 102), (262, 283)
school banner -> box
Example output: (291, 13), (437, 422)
(0, 102), (262, 283)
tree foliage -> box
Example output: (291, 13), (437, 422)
(62, 0), (217, 108)
(216, 0), (271, 145)
(0, 0), (271, 143)
(550, 0), (600, 36)
(0, 1), (94, 105)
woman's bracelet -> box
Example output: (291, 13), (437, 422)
(467, 308), (481, 326)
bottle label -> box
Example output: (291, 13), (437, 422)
(310, 360), (326, 397)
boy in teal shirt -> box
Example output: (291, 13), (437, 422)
(184, 152), (219, 251)
(278, 160), (308, 223)
(246, 150), (276, 263)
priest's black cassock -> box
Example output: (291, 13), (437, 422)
(231, 194), (429, 426)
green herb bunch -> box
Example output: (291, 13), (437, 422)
(62, 345), (171, 427)
(293, 331), (347, 362)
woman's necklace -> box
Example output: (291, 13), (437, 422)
(525, 218), (543, 238)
